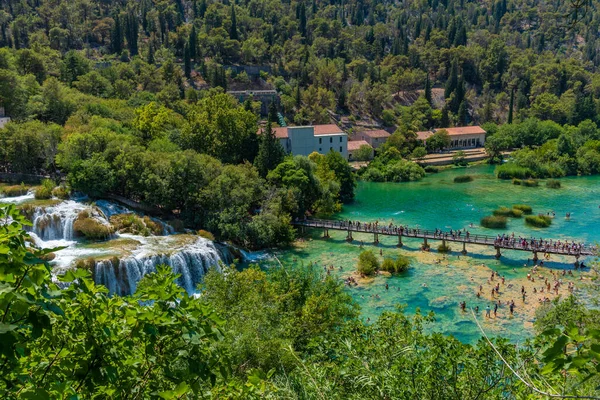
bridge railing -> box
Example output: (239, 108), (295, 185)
(293, 218), (596, 255)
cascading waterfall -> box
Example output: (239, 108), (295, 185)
(94, 238), (228, 296)
(31, 201), (109, 241)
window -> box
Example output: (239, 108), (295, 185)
(340, 146), (343, 152)
(319, 138), (322, 144)
(319, 148), (322, 152)
(330, 137), (333, 143)
(339, 137), (343, 142)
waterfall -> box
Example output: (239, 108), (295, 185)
(31, 201), (109, 241)
(94, 237), (226, 296)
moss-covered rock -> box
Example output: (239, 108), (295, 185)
(110, 213), (163, 236)
(74, 212), (114, 240)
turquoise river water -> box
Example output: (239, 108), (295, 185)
(268, 165), (600, 344)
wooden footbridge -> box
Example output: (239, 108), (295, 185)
(293, 219), (596, 263)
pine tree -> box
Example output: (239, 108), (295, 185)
(507, 89), (514, 124)
(425, 73), (432, 106)
(111, 14), (123, 54)
(184, 43), (191, 78)
(230, 4), (238, 40)
(255, 120), (286, 177)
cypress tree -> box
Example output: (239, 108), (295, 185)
(184, 43), (191, 78)
(126, 12), (138, 56)
(425, 73), (432, 106)
(111, 14), (123, 54)
(295, 84), (301, 109)
(147, 43), (154, 64)
(198, 0), (207, 18)
(441, 106), (450, 127)
(507, 89), (514, 124)
(189, 26), (197, 60)
(268, 101), (278, 124)
(457, 100), (467, 125)
(445, 58), (458, 99)
(230, 4), (238, 40)
(299, 3), (307, 37)
(255, 120), (286, 177)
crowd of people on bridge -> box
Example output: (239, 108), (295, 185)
(493, 233), (593, 255)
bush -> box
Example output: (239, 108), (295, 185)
(496, 164), (533, 179)
(437, 243), (451, 253)
(34, 179), (55, 200)
(512, 204), (533, 214)
(522, 179), (539, 187)
(2, 184), (28, 197)
(362, 167), (385, 182)
(480, 215), (507, 229)
(380, 255), (410, 273)
(453, 175), (473, 183)
(546, 179), (561, 189)
(198, 230), (216, 241)
(110, 214), (163, 236)
(493, 207), (523, 218)
(74, 214), (114, 240)
(357, 250), (379, 276)
(52, 185), (70, 199)
(512, 178), (522, 185)
(525, 215), (552, 228)
(424, 165), (439, 173)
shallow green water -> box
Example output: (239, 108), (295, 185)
(270, 165), (600, 344)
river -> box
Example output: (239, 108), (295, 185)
(272, 165), (600, 343)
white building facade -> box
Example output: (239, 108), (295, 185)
(269, 124), (348, 159)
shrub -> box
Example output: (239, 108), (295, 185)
(52, 186), (70, 199)
(2, 184), (28, 197)
(34, 179), (55, 200)
(437, 243), (451, 253)
(522, 179), (539, 187)
(453, 175), (473, 183)
(424, 165), (439, 173)
(496, 164), (533, 179)
(110, 214), (163, 236)
(74, 217), (114, 240)
(512, 178), (522, 185)
(198, 230), (215, 241)
(546, 179), (561, 189)
(512, 204), (533, 214)
(493, 207), (523, 218)
(357, 250), (379, 276)
(362, 167), (385, 182)
(525, 215), (552, 228)
(480, 215), (507, 229)
(380, 255), (410, 273)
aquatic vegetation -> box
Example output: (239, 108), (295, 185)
(110, 213), (163, 236)
(453, 175), (474, 183)
(34, 179), (55, 200)
(51, 185), (70, 199)
(525, 214), (552, 228)
(357, 250), (379, 276)
(512, 178), (522, 185)
(424, 165), (439, 173)
(380, 255), (410, 273)
(493, 207), (523, 218)
(496, 164), (533, 180)
(480, 215), (508, 229)
(546, 179), (561, 188)
(512, 204), (533, 214)
(523, 179), (539, 187)
(437, 243), (452, 253)
(198, 229), (216, 241)
(73, 211), (114, 240)
(1, 184), (28, 197)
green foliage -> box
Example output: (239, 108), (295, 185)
(493, 206), (523, 218)
(437, 243), (451, 253)
(480, 215), (508, 229)
(525, 214), (552, 228)
(546, 179), (561, 188)
(357, 250), (379, 276)
(254, 121), (285, 177)
(512, 204), (533, 214)
(496, 164), (533, 180)
(523, 179), (539, 187)
(110, 213), (163, 236)
(73, 213), (114, 240)
(0, 183), (28, 197)
(453, 175), (473, 183)
(452, 150), (467, 166)
(34, 178), (54, 200)
(353, 144), (374, 161)
(381, 255), (411, 273)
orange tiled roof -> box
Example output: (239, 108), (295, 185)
(363, 129), (390, 138)
(416, 126), (486, 141)
(348, 140), (372, 151)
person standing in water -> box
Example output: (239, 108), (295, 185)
(485, 305), (491, 318)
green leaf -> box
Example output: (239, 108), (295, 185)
(0, 323), (18, 334)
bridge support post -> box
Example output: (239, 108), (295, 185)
(422, 237), (429, 250)
(346, 230), (353, 242)
(462, 242), (467, 255)
(495, 247), (501, 259)
(323, 228), (329, 239)
(575, 255), (580, 268)
(397, 235), (403, 248)
(374, 233), (379, 244)
(532, 251), (538, 264)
